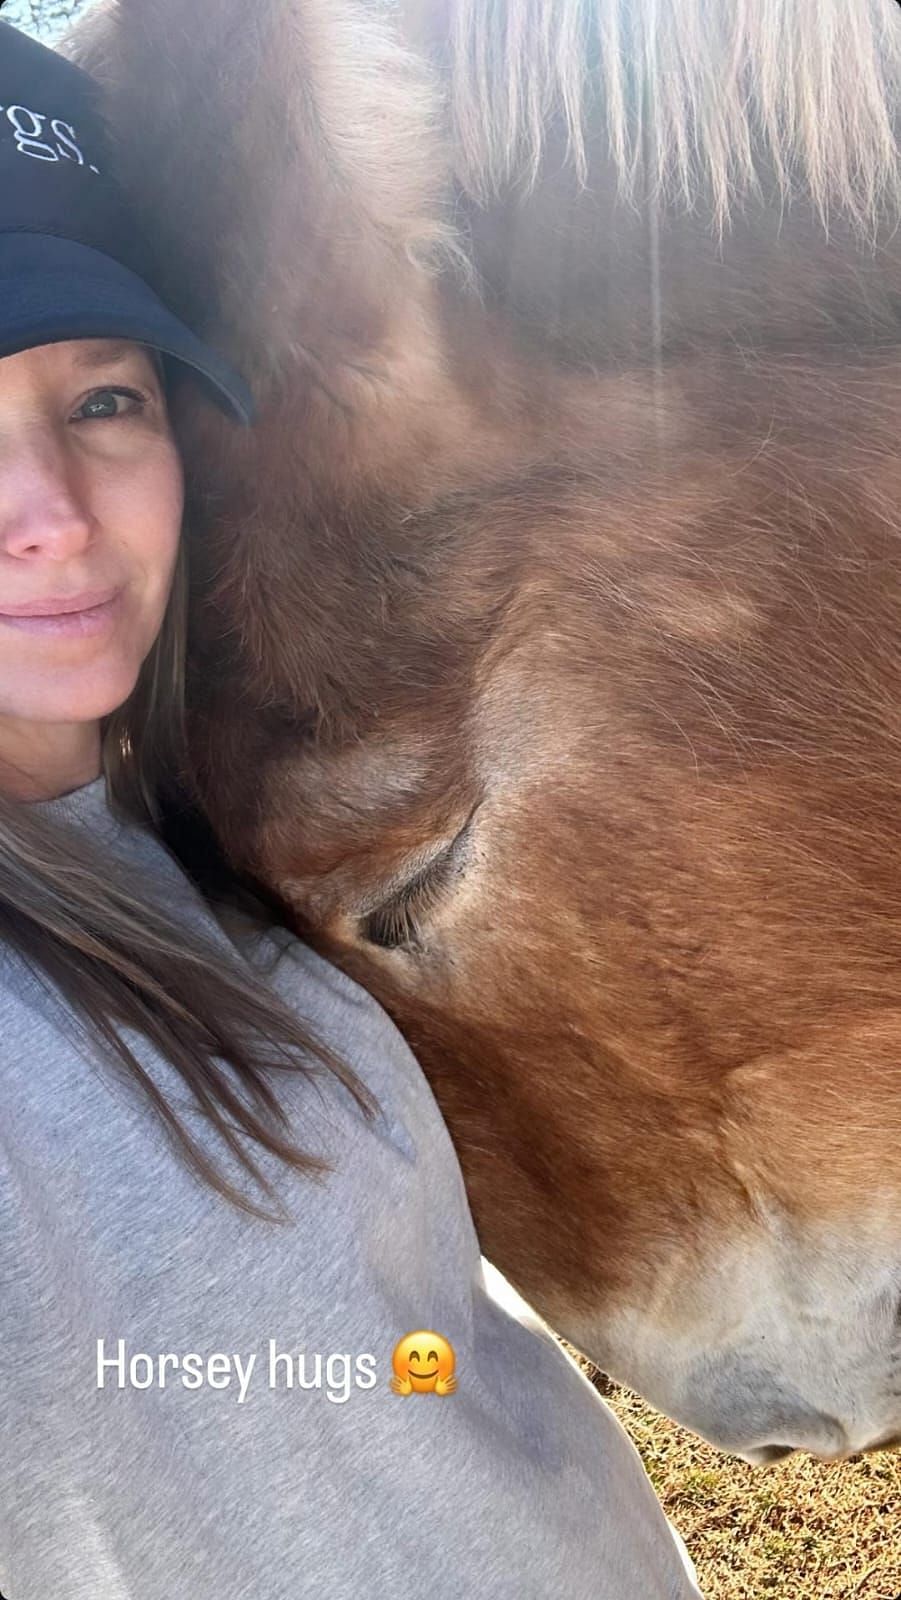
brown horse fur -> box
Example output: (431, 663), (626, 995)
(70, 0), (901, 1460)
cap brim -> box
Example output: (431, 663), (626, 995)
(0, 233), (255, 424)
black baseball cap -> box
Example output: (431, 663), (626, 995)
(0, 20), (254, 423)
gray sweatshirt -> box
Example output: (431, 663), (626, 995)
(0, 776), (702, 1600)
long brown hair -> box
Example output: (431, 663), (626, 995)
(0, 530), (375, 1221)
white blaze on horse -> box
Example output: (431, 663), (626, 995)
(72, 0), (901, 1464)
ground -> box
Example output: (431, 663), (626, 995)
(601, 1378), (901, 1599)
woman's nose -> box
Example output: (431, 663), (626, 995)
(0, 436), (95, 561)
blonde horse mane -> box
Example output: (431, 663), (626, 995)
(440, 0), (901, 231)
(69, 0), (901, 248)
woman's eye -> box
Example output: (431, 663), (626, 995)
(72, 387), (147, 422)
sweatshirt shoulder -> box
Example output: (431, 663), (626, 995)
(215, 908), (445, 1140)
(215, 905), (393, 1028)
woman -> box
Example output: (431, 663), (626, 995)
(0, 21), (702, 1599)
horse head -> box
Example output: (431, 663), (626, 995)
(74, 0), (901, 1462)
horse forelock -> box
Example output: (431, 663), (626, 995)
(436, 0), (901, 232)
(68, 0), (464, 383)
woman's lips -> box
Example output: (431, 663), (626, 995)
(0, 588), (123, 637)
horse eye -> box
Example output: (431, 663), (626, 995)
(361, 877), (437, 951)
(360, 811), (477, 951)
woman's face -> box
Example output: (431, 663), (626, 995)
(0, 338), (183, 736)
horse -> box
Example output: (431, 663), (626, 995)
(72, 0), (901, 1465)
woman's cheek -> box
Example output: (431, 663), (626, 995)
(114, 441), (184, 586)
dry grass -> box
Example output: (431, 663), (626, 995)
(597, 1376), (901, 1599)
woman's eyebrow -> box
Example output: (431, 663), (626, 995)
(71, 340), (145, 370)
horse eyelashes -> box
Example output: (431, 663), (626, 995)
(360, 814), (477, 951)
(361, 855), (455, 951)
(362, 898), (418, 950)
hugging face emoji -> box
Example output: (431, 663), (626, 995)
(391, 1331), (456, 1395)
